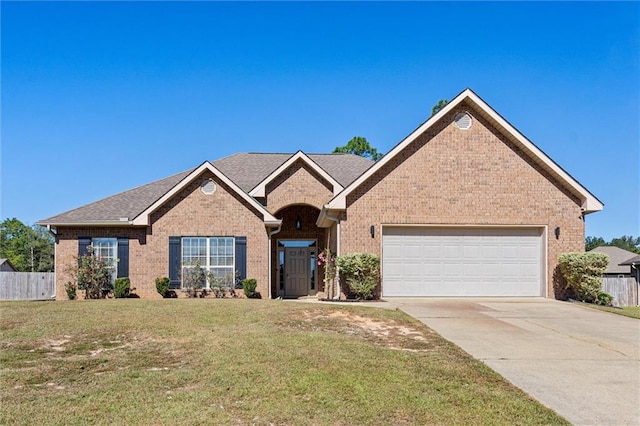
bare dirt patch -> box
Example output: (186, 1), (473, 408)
(286, 308), (442, 352)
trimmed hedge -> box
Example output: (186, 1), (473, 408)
(336, 253), (380, 300)
(558, 252), (612, 305)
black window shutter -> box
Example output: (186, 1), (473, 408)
(117, 238), (129, 278)
(78, 237), (91, 257)
(168, 236), (181, 289)
(235, 236), (247, 287)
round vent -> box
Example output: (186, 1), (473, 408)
(454, 112), (472, 130)
(201, 179), (217, 195)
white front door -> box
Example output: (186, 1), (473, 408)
(285, 247), (310, 297)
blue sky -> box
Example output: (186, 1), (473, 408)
(1, 1), (638, 240)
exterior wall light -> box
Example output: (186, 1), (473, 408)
(370, 225), (375, 238)
(554, 227), (560, 240)
(295, 217), (302, 230)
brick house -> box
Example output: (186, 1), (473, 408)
(39, 89), (602, 299)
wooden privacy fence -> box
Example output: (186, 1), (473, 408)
(602, 276), (638, 307)
(0, 272), (55, 300)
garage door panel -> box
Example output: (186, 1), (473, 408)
(382, 227), (543, 297)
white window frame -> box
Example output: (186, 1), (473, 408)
(91, 238), (117, 283)
(181, 237), (235, 289)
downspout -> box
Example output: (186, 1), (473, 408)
(267, 223), (282, 300)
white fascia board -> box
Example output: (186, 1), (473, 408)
(249, 151), (343, 197)
(327, 90), (466, 209)
(328, 88), (603, 213)
(461, 91), (603, 213)
(132, 161), (280, 226)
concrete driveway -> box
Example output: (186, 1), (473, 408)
(386, 298), (640, 426)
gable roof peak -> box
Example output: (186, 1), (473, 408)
(325, 88), (603, 214)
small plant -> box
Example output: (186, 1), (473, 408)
(242, 278), (257, 298)
(318, 248), (337, 298)
(558, 252), (611, 305)
(65, 281), (77, 300)
(114, 277), (130, 298)
(336, 253), (380, 300)
(182, 261), (206, 298)
(155, 276), (170, 298)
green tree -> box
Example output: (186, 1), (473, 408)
(0, 218), (54, 272)
(609, 235), (640, 254)
(333, 136), (383, 161)
(431, 99), (449, 116)
(585, 236), (606, 252)
(585, 235), (640, 254)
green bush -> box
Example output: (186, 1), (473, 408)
(242, 278), (257, 298)
(76, 246), (113, 299)
(114, 277), (130, 298)
(155, 276), (170, 298)
(558, 252), (611, 305)
(65, 281), (77, 300)
(336, 253), (380, 300)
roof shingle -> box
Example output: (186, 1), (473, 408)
(38, 153), (373, 225)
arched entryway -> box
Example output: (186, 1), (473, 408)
(271, 204), (327, 298)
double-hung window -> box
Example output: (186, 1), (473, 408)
(78, 237), (129, 283)
(91, 238), (118, 283)
(182, 237), (235, 289)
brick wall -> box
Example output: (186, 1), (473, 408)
(54, 170), (270, 299)
(265, 160), (333, 212)
(340, 102), (585, 298)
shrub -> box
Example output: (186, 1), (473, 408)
(114, 277), (130, 298)
(243, 278), (257, 298)
(75, 246), (113, 299)
(182, 261), (206, 298)
(65, 281), (77, 300)
(558, 252), (611, 305)
(336, 253), (380, 300)
(155, 276), (170, 298)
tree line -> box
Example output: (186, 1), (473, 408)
(0, 218), (54, 272)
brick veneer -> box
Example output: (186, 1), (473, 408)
(52, 101), (589, 301)
(264, 159), (333, 212)
(55, 170), (270, 299)
(340, 102), (585, 298)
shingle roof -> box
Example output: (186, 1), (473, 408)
(619, 255), (640, 266)
(588, 246), (638, 274)
(212, 153), (373, 192)
(38, 153), (373, 225)
(0, 258), (17, 271)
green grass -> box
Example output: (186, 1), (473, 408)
(0, 299), (569, 425)
(574, 302), (640, 319)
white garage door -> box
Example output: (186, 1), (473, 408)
(382, 227), (543, 297)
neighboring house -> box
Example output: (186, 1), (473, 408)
(0, 259), (17, 272)
(589, 246), (639, 277)
(589, 246), (640, 306)
(38, 88), (603, 300)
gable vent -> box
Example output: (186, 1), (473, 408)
(454, 112), (472, 130)
(201, 179), (217, 195)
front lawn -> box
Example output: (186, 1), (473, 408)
(0, 299), (568, 425)
(573, 302), (640, 319)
